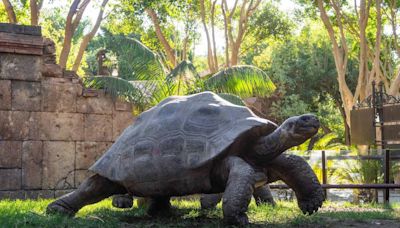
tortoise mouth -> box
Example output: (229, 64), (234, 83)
(295, 115), (320, 135)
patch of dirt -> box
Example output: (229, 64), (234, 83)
(322, 218), (400, 228)
(320, 206), (386, 213)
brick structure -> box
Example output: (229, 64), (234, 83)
(0, 23), (135, 199)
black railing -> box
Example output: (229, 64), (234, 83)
(270, 149), (400, 203)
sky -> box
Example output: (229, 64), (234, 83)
(43, 0), (299, 56)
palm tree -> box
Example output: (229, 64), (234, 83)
(84, 36), (276, 111)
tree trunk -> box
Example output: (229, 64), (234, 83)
(146, 8), (177, 68)
(2, 0), (17, 23)
(317, 0), (354, 128)
(72, 0), (109, 72)
(199, 0), (216, 72)
(59, 0), (90, 69)
(230, 43), (240, 66)
(221, 1), (230, 66)
(30, 0), (41, 25)
(211, 0), (218, 70)
(353, 0), (371, 102)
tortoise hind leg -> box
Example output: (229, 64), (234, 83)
(253, 184), (276, 206)
(112, 194), (133, 208)
(200, 193), (222, 209)
(47, 174), (126, 216)
(200, 185), (275, 209)
(267, 154), (324, 214)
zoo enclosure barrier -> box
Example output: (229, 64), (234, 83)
(269, 149), (400, 203)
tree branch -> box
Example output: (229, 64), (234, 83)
(72, 0), (109, 72)
(2, 0), (17, 23)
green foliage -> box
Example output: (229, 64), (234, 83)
(83, 76), (144, 103)
(336, 159), (383, 203)
(166, 60), (199, 95)
(204, 65), (276, 98)
(85, 37), (275, 111)
(216, 93), (246, 106)
(250, 21), (358, 141)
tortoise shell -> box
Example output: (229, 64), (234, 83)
(90, 92), (277, 183)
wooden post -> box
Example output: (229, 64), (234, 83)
(321, 150), (328, 197)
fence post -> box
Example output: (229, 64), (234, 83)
(383, 149), (390, 203)
(321, 150), (327, 197)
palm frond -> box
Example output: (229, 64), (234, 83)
(114, 37), (166, 81)
(84, 76), (145, 104)
(165, 60), (200, 96)
(204, 65), (276, 98)
(217, 93), (246, 106)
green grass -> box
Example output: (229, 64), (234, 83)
(0, 199), (399, 227)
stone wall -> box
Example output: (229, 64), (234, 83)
(0, 23), (135, 199)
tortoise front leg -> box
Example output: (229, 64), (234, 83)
(266, 154), (324, 214)
(212, 156), (255, 226)
(47, 174), (126, 216)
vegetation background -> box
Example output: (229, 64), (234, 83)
(2, 0), (400, 203)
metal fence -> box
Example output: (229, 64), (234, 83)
(269, 149), (400, 203)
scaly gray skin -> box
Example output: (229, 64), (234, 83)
(47, 114), (321, 226)
(200, 184), (275, 209)
(200, 153), (323, 213)
(112, 184), (275, 210)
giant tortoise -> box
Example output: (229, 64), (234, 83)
(47, 91), (324, 225)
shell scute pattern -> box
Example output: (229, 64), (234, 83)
(90, 92), (276, 183)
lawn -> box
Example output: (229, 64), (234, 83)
(0, 198), (399, 227)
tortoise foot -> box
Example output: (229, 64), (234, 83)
(112, 195), (133, 208)
(224, 213), (249, 226)
(46, 200), (77, 217)
(298, 191), (324, 215)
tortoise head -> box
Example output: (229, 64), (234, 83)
(252, 114), (319, 163)
(279, 114), (320, 147)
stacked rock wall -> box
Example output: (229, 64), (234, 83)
(0, 23), (135, 199)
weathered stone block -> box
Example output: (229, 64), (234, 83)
(114, 99), (133, 111)
(25, 190), (54, 199)
(74, 170), (94, 187)
(0, 169), (21, 190)
(0, 141), (22, 168)
(0, 111), (40, 140)
(84, 114), (113, 141)
(0, 190), (25, 199)
(41, 63), (62, 77)
(76, 142), (111, 169)
(54, 189), (74, 198)
(113, 111), (135, 139)
(77, 95), (113, 114)
(39, 112), (84, 141)
(0, 80), (11, 110)
(22, 141), (43, 189)
(12, 81), (41, 111)
(41, 82), (79, 112)
(0, 53), (41, 81)
(42, 141), (75, 189)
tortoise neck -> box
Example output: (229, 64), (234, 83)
(252, 128), (289, 161)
